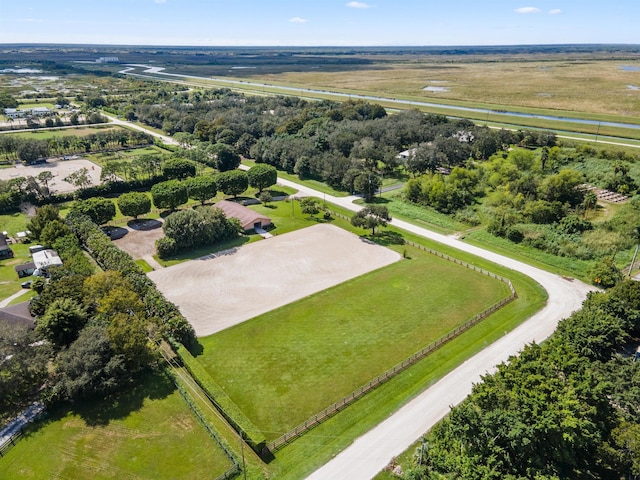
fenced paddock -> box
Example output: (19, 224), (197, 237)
(196, 238), (512, 443)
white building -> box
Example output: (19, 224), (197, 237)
(32, 249), (63, 275)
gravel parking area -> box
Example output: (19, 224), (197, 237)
(148, 224), (401, 337)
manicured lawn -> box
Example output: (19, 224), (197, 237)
(1, 372), (235, 480)
(197, 245), (511, 440)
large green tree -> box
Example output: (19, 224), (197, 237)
(247, 164), (277, 193)
(185, 175), (217, 205)
(151, 179), (188, 211)
(216, 170), (248, 198)
(350, 205), (391, 234)
(161, 206), (239, 253)
(117, 191), (151, 219)
(71, 197), (116, 226)
(209, 143), (241, 171)
(53, 325), (128, 402)
(27, 204), (61, 240)
(162, 158), (197, 180)
(37, 297), (87, 347)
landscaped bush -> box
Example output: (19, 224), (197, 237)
(157, 207), (241, 259)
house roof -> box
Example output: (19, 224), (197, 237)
(14, 262), (35, 272)
(0, 236), (9, 250)
(0, 302), (35, 328)
(32, 249), (62, 270)
(214, 200), (271, 230)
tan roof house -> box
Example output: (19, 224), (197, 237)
(214, 200), (272, 231)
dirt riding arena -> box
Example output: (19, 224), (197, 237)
(0, 158), (102, 194)
(148, 224), (401, 337)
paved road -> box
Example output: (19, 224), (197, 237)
(103, 116), (596, 479)
(103, 114), (180, 146)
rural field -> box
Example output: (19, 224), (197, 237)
(192, 236), (511, 440)
(249, 58), (640, 117)
(0, 373), (235, 480)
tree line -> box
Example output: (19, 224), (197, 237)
(0, 205), (195, 422)
(0, 129), (153, 164)
(404, 280), (640, 479)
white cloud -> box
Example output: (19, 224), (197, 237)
(347, 1), (371, 9)
(515, 7), (541, 14)
(289, 17), (308, 24)
(548, 9), (562, 15)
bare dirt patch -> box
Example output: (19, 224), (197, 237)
(148, 224), (401, 337)
(0, 158), (103, 194)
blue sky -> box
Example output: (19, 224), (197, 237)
(1, 0), (639, 46)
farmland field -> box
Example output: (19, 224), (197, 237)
(242, 59), (640, 118)
(196, 243), (511, 440)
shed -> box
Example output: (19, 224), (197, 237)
(214, 200), (272, 231)
(14, 262), (35, 278)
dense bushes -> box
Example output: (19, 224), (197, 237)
(66, 212), (196, 346)
(407, 280), (640, 479)
(157, 206), (241, 258)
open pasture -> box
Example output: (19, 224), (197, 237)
(196, 240), (510, 440)
(0, 373), (234, 480)
(249, 58), (640, 118)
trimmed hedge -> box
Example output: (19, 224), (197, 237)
(66, 212), (196, 347)
(174, 342), (266, 454)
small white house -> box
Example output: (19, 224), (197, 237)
(396, 148), (417, 162)
(32, 249), (63, 275)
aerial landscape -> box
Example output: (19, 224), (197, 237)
(1, 1), (640, 479)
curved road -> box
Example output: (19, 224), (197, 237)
(107, 115), (596, 479)
(274, 179), (595, 480)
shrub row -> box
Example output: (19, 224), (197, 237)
(174, 342), (266, 454)
(66, 212), (196, 347)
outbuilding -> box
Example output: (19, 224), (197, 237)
(214, 200), (272, 232)
(14, 262), (35, 278)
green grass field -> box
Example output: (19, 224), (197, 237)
(7, 125), (123, 140)
(0, 212), (33, 300)
(0, 372), (235, 480)
(196, 243), (510, 441)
